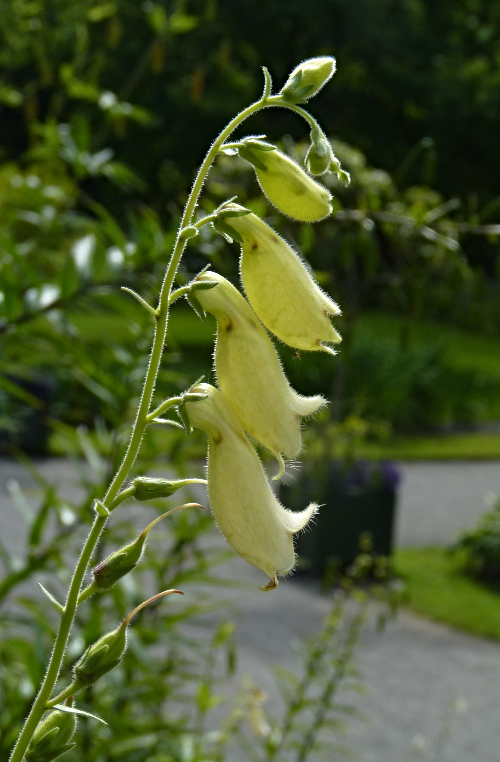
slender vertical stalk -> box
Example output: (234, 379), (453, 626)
(9, 92), (275, 762)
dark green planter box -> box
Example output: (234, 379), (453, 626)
(280, 461), (400, 577)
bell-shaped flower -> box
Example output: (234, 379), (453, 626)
(184, 384), (317, 590)
(194, 271), (324, 475)
(225, 207), (341, 354)
(238, 140), (332, 222)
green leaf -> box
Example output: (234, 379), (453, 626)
(169, 12), (198, 34)
(38, 584), (64, 613)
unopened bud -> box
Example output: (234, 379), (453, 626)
(236, 140), (332, 222)
(280, 56), (336, 103)
(25, 709), (76, 762)
(92, 540), (144, 591)
(73, 590), (182, 687)
(305, 126), (334, 176)
(133, 476), (198, 501)
(93, 501), (202, 590)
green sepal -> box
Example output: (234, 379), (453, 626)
(218, 206), (251, 219)
(183, 392), (209, 404)
(73, 625), (127, 687)
(26, 728), (59, 760)
(186, 290), (205, 321)
(284, 83), (315, 102)
(176, 400), (192, 436)
(212, 218), (244, 244)
(25, 709), (76, 762)
(242, 138), (276, 152)
(190, 279), (219, 291)
(237, 145), (268, 172)
(92, 548), (141, 591)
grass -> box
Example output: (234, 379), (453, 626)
(358, 431), (500, 460)
(394, 547), (500, 640)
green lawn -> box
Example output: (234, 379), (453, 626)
(394, 547), (500, 640)
(356, 312), (500, 380)
(358, 431), (500, 460)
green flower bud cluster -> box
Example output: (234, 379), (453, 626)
(25, 709), (76, 762)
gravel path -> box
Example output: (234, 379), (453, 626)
(2, 457), (500, 761)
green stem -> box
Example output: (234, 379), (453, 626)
(9, 91), (272, 762)
(9, 514), (106, 762)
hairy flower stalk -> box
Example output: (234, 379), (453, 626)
(10, 57), (342, 762)
(224, 207), (341, 353)
(184, 384), (317, 590)
(194, 271), (324, 475)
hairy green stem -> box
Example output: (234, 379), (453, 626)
(10, 89), (284, 762)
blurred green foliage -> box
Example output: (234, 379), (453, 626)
(452, 494), (500, 580)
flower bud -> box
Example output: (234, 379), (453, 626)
(73, 622), (128, 688)
(305, 126), (334, 176)
(237, 140), (332, 222)
(92, 540), (144, 591)
(184, 384), (317, 590)
(132, 476), (198, 500)
(280, 56), (336, 103)
(194, 271), (324, 471)
(73, 590), (181, 687)
(226, 208), (341, 354)
(92, 503), (200, 590)
(25, 709), (76, 762)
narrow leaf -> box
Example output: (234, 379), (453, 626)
(38, 583), (64, 613)
(53, 704), (109, 726)
(262, 66), (272, 99)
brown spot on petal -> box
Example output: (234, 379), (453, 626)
(251, 242), (258, 250)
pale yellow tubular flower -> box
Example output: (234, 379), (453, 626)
(227, 210), (342, 354)
(184, 384), (317, 590)
(251, 147), (333, 222)
(194, 272), (324, 476)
